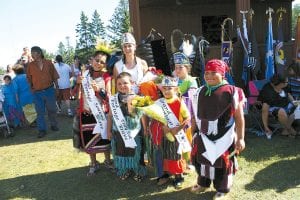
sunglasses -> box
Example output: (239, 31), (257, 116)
(94, 59), (106, 65)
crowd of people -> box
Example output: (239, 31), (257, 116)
(2, 32), (300, 200)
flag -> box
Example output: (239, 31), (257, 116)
(275, 8), (286, 75)
(248, 9), (260, 79)
(237, 15), (250, 86)
(265, 10), (275, 80)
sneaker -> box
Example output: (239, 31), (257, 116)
(87, 161), (100, 176)
(213, 192), (227, 200)
(37, 130), (46, 138)
(190, 184), (209, 194)
(51, 126), (59, 131)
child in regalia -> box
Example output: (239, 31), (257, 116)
(150, 76), (191, 189)
(77, 50), (113, 176)
(190, 59), (245, 200)
(107, 72), (147, 182)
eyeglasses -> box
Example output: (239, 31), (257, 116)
(94, 59), (106, 65)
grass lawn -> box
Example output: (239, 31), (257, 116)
(0, 112), (300, 200)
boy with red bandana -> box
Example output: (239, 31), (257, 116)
(190, 59), (245, 200)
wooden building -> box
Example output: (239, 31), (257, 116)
(129, 0), (295, 86)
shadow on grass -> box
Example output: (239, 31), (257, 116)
(0, 166), (214, 200)
(242, 132), (300, 162)
(245, 157), (300, 192)
(0, 115), (73, 147)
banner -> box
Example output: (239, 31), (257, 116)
(275, 7), (286, 75)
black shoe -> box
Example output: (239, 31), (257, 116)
(51, 126), (59, 131)
(38, 130), (46, 138)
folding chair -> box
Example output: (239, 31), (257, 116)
(246, 79), (283, 136)
(246, 80), (268, 136)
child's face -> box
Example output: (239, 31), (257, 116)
(117, 76), (132, 94)
(161, 86), (177, 99)
(4, 78), (11, 85)
(204, 71), (223, 86)
(92, 54), (107, 71)
(174, 64), (188, 79)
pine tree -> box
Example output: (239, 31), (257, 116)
(75, 11), (94, 63)
(90, 10), (106, 43)
(76, 11), (93, 49)
(107, 0), (130, 48)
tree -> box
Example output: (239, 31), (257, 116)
(107, 0), (130, 48)
(42, 49), (55, 61)
(57, 42), (66, 56)
(90, 10), (106, 42)
(75, 11), (95, 63)
(292, 4), (300, 38)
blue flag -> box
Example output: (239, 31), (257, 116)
(265, 14), (275, 80)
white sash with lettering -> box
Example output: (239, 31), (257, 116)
(82, 70), (107, 139)
(192, 87), (235, 165)
(156, 98), (192, 154)
(109, 94), (137, 148)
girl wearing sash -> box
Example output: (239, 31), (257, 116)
(113, 32), (148, 94)
(190, 59), (245, 200)
(173, 52), (198, 172)
(77, 51), (113, 176)
(107, 72), (148, 182)
(152, 76), (190, 189)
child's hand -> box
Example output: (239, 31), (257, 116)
(76, 76), (83, 84)
(181, 119), (190, 127)
(91, 80), (99, 92)
(162, 125), (170, 133)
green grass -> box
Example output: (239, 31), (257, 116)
(0, 113), (300, 200)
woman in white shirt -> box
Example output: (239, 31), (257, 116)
(113, 32), (148, 94)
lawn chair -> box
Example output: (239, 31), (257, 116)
(246, 79), (283, 137)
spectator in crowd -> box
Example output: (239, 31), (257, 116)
(113, 32), (148, 94)
(26, 46), (59, 138)
(12, 64), (36, 127)
(258, 73), (297, 139)
(5, 64), (15, 79)
(70, 55), (81, 100)
(54, 55), (74, 116)
(287, 61), (300, 100)
(2, 75), (24, 128)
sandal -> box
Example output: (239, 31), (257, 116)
(104, 160), (114, 170)
(119, 171), (131, 181)
(87, 161), (100, 176)
(133, 174), (143, 182)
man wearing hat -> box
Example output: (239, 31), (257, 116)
(190, 59), (245, 199)
(26, 46), (60, 138)
(113, 32), (148, 94)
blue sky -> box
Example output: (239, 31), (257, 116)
(0, 0), (119, 67)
